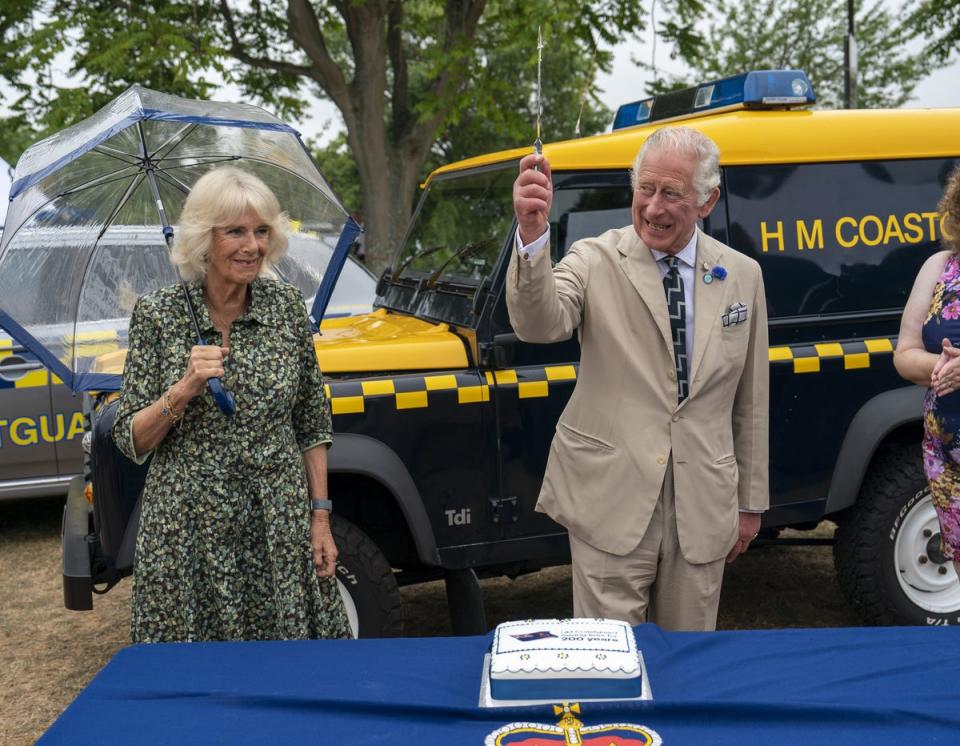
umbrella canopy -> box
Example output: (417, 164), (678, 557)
(0, 85), (359, 393)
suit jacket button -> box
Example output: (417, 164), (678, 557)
(657, 455), (666, 465)
(672, 414), (680, 422)
(667, 369), (676, 380)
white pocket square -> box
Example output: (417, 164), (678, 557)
(722, 302), (748, 327)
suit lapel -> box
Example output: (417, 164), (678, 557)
(617, 232), (674, 355)
(688, 230), (727, 389)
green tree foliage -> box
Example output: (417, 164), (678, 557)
(1, 2), (224, 145)
(650, 0), (929, 109)
(906, 0), (960, 66)
(429, 20), (612, 168)
(212, 0), (662, 269)
(2, 1), (703, 269)
(1, 2), (52, 164)
(311, 20), (613, 217)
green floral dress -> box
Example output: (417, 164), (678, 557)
(113, 277), (351, 643)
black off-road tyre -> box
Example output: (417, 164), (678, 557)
(332, 515), (403, 638)
(834, 445), (960, 626)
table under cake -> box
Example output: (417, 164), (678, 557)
(40, 624), (960, 745)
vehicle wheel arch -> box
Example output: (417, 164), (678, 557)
(327, 433), (439, 567)
(824, 386), (925, 516)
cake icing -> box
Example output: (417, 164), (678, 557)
(488, 618), (642, 700)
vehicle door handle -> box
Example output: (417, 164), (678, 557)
(0, 361), (44, 373)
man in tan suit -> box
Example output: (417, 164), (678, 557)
(507, 126), (768, 631)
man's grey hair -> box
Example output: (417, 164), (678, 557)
(629, 125), (721, 206)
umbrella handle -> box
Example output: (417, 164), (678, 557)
(181, 283), (236, 417)
(207, 377), (237, 416)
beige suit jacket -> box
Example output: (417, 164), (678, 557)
(506, 226), (769, 563)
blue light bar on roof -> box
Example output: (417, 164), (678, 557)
(613, 69), (816, 130)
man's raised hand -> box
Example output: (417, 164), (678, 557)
(513, 153), (553, 245)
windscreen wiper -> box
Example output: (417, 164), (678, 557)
(425, 237), (496, 288)
(390, 244), (445, 281)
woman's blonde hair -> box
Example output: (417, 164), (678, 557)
(940, 163), (960, 254)
(171, 166), (289, 281)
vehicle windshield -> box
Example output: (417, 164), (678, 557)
(391, 165), (516, 289)
(280, 233), (376, 317)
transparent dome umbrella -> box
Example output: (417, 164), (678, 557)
(0, 84), (360, 407)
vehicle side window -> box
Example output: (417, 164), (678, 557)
(0, 240), (176, 326)
(724, 158), (957, 319)
(549, 187), (633, 262)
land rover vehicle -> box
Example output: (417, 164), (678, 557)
(0, 225), (84, 500)
(0, 232), (375, 501)
(0, 329), (84, 499)
(64, 71), (960, 634)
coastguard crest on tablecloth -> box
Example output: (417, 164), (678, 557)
(485, 702), (663, 745)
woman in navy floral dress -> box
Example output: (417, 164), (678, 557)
(114, 167), (351, 643)
(895, 164), (960, 577)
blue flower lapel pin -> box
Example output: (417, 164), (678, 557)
(702, 262), (727, 284)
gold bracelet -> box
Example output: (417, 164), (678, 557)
(161, 390), (183, 423)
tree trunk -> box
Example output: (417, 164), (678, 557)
(358, 153), (419, 274)
(224, 0), (484, 273)
(343, 79), (424, 274)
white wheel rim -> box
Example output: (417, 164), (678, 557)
(894, 491), (960, 615)
(336, 579), (360, 639)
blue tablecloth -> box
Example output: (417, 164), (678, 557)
(41, 624), (960, 745)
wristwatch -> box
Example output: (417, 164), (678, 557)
(310, 498), (333, 512)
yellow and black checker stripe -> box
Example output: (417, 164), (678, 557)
(324, 340), (897, 415)
(2, 333), (898, 402)
(325, 365), (579, 416)
(326, 371), (491, 416)
(768, 337), (895, 374)
(487, 364), (578, 399)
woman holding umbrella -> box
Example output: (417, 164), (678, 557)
(113, 166), (351, 643)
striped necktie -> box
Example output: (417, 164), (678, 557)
(662, 256), (688, 402)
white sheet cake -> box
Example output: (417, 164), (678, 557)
(488, 618), (642, 700)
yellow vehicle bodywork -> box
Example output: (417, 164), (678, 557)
(91, 309), (467, 377)
(427, 107), (960, 182)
